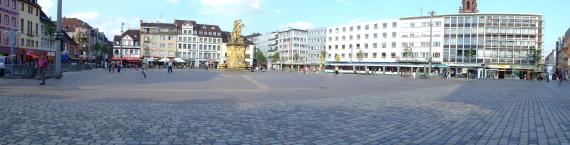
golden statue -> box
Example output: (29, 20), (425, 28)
(218, 19), (249, 70)
(230, 19), (244, 44)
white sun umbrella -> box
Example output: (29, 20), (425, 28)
(146, 57), (157, 62)
(173, 58), (185, 63)
(159, 57), (170, 62)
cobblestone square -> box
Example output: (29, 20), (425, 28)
(1, 69), (570, 145)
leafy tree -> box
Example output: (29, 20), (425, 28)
(319, 50), (326, 70)
(356, 49), (364, 62)
(254, 49), (266, 64)
(270, 52), (280, 63)
(293, 53), (300, 62)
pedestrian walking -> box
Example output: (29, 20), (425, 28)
(142, 65), (147, 79)
(108, 61), (112, 72)
(112, 62), (116, 73)
(117, 62), (122, 73)
(560, 72), (565, 86)
(36, 55), (48, 85)
(167, 60), (173, 73)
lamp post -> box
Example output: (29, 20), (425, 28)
(54, 0), (63, 78)
(428, 11), (435, 77)
(120, 23), (124, 68)
(5, 30), (18, 65)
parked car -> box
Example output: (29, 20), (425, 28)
(0, 56), (6, 77)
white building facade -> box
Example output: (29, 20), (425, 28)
(307, 27), (327, 65)
(175, 20), (223, 68)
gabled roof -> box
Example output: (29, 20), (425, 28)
(123, 30), (140, 41)
(114, 30), (141, 42)
(175, 20), (198, 28)
(63, 18), (93, 32)
(175, 19), (222, 37)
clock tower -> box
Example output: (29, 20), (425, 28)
(459, 0), (478, 13)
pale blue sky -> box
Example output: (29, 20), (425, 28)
(39, 0), (569, 55)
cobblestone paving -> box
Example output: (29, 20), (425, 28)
(1, 69), (570, 145)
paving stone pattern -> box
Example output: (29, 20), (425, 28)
(0, 69), (569, 145)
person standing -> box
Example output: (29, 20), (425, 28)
(117, 62), (122, 73)
(167, 60), (173, 73)
(560, 71), (565, 86)
(36, 55), (48, 85)
(142, 64), (147, 79)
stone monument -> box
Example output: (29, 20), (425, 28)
(218, 19), (249, 70)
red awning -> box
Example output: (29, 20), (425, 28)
(28, 54), (39, 59)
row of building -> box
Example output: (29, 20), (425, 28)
(112, 19), (255, 68)
(252, 0), (544, 79)
(545, 29), (570, 80)
(0, 0), (112, 64)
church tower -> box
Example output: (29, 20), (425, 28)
(459, 0), (478, 13)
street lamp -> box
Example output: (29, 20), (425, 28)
(428, 11), (435, 77)
(54, 0), (63, 78)
(120, 22), (124, 68)
(4, 30), (18, 65)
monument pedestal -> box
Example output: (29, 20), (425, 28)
(218, 43), (249, 70)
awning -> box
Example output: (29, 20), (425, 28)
(159, 57), (170, 62)
(28, 54), (39, 59)
(146, 57), (157, 62)
(173, 58), (185, 63)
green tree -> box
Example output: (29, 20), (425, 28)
(75, 33), (88, 57)
(254, 49), (266, 64)
(465, 49), (475, 63)
(93, 43), (108, 62)
(270, 52), (280, 63)
(44, 23), (56, 49)
(356, 49), (364, 62)
(293, 53), (300, 62)
(319, 50), (326, 70)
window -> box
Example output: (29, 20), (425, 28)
(374, 33), (378, 39)
(391, 42), (396, 48)
(35, 23), (38, 36)
(392, 22), (397, 28)
(373, 43), (378, 48)
(392, 32), (396, 38)
(383, 23), (387, 29)
(357, 25), (361, 31)
(4, 15), (7, 25)
(365, 34), (369, 39)
(365, 25), (369, 30)
(391, 52), (396, 58)
(350, 26), (353, 32)
(382, 52), (386, 58)
(374, 24), (378, 29)
(382, 42), (387, 48)
(382, 33), (387, 38)
(373, 53), (377, 58)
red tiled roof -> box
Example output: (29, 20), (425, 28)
(62, 18), (93, 32)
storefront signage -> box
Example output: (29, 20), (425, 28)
(488, 64), (511, 69)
